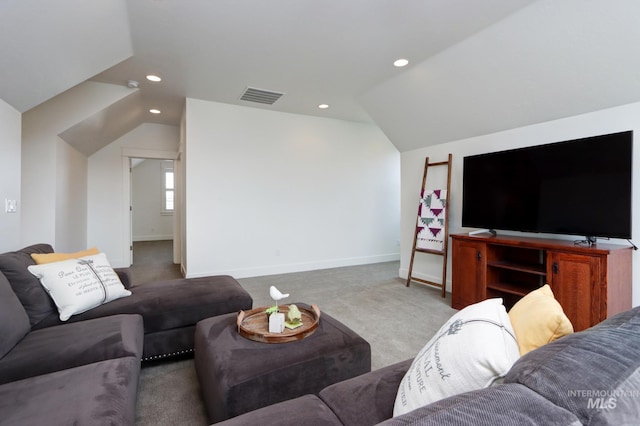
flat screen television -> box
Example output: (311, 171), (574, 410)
(461, 130), (633, 240)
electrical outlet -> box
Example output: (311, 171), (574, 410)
(5, 199), (17, 213)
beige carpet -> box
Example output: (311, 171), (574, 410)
(135, 261), (457, 426)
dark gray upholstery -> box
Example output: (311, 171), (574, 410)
(214, 395), (344, 426)
(378, 383), (581, 426)
(212, 306), (640, 426)
(0, 243), (56, 327)
(115, 267), (132, 289)
(34, 275), (250, 332)
(32, 275), (253, 359)
(0, 243), (252, 360)
(0, 271), (30, 358)
(0, 357), (140, 426)
(319, 358), (412, 426)
(195, 304), (371, 423)
(504, 306), (640, 426)
(141, 324), (199, 360)
(0, 314), (143, 385)
(0, 243), (254, 425)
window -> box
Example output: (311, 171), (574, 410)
(162, 161), (174, 214)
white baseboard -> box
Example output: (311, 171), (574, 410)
(185, 253), (401, 279)
(133, 235), (173, 242)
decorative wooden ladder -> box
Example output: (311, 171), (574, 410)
(406, 154), (453, 298)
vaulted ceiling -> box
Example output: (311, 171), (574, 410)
(2, 0), (640, 153)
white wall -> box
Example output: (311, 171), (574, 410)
(184, 99), (400, 278)
(21, 81), (133, 250)
(132, 159), (173, 241)
(401, 101), (640, 307)
(87, 123), (179, 267)
(55, 140), (87, 251)
(0, 99), (22, 252)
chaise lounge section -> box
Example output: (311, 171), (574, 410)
(0, 243), (253, 425)
(0, 243), (253, 360)
(0, 267), (144, 425)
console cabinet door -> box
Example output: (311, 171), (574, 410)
(548, 251), (602, 332)
(451, 239), (486, 310)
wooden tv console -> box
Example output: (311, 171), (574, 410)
(451, 233), (633, 331)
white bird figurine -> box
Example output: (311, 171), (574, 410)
(269, 286), (289, 310)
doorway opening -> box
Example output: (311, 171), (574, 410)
(129, 158), (182, 285)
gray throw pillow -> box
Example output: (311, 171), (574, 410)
(0, 271), (31, 358)
(0, 244), (56, 327)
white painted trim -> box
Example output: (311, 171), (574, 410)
(121, 147), (179, 160)
(122, 156), (131, 266)
(122, 148), (181, 269)
(133, 235), (173, 242)
(185, 253), (401, 279)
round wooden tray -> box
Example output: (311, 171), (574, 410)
(237, 304), (321, 343)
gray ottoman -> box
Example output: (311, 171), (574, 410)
(194, 303), (371, 423)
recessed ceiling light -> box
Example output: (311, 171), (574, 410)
(393, 59), (409, 67)
(318, 104), (329, 109)
(146, 75), (162, 82)
(149, 109), (161, 114)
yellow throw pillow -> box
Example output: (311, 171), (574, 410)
(508, 284), (574, 355)
(31, 247), (100, 264)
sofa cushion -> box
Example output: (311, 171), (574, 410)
(508, 284), (573, 355)
(27, 253), (131, 321)
(0, 357), (140, 426)
(0, 244), (56, 327)
(504, 306), (640, 425)
(380, 383), (581, 426)
(31, 275), (253, 360)
(320, 359), (413, 426)
(0, 271), (30, 359)
(393, 298), (520, 416)
(213, 395), (343, 426)
(0, 314), (143, 385)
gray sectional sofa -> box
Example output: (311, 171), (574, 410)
(0, 243), (253, 425)
(216, 305), (640, 426)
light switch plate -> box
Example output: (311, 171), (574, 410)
(5, 199), (17, 213)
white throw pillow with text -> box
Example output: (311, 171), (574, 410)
(393, 298), (520, 417)
(28, 252), (131, 321)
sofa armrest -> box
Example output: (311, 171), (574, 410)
(319, 358), (412, 426)
(114, 268), (132, 289)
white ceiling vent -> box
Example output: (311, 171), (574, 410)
(240, 87), (285, 105)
